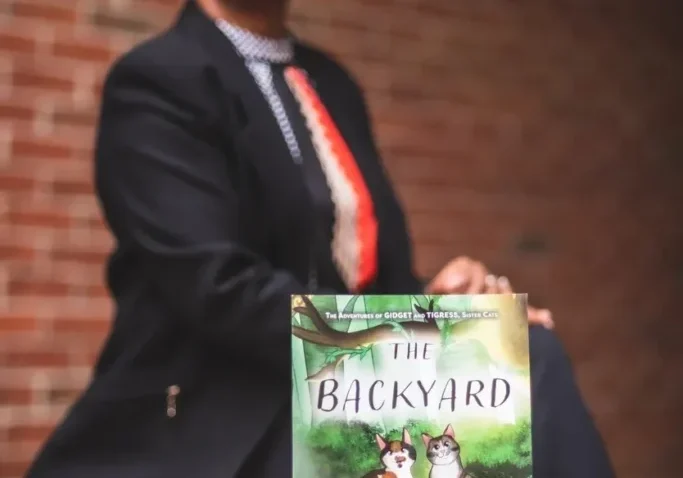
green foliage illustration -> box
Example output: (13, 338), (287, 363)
(293, 419), (532, 478)
(292, 294), (533, 478)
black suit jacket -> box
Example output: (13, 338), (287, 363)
(26, 2), (421, 478)
(26, 2), (615, 477)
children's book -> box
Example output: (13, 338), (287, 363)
(291, 294), (533, 478)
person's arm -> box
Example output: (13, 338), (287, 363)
(95, 54), (301, 376)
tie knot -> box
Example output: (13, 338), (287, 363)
(215, 19), (295, 64)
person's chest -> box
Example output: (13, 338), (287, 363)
(205, 51), (380, 282)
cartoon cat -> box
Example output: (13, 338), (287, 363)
(361, 428), (416, 478)
(421, 425), (472, 478)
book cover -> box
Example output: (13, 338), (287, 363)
(291, 294), (533, 478)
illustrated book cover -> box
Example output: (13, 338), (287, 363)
(291, 294), (533, 478)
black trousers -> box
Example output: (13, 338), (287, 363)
(235, 407), (291, 477)
(238, 326), (615, 478)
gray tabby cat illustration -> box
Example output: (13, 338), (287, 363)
(421, 425), (472, 478)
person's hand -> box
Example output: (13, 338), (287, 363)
(484, 273), (554, 329)
(424, 256), (554, 329)
(425, 256), (489, 295)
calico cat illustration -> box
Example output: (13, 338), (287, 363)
(421, 425), (472, 478)
(361, 428), (416, 478)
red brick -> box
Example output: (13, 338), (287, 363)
(0, 245), (36, 261)
(52, 317), (110, 335)
(11, 0), (80, 23)
(140, 0), (183, 6)
(0, 350), (70, 367)
(51, 179), (93, 195)
(12, 66), (74, 92)
(52, 107), (96, 126)
(0, 30), (35, 54)
(0, 462), (31, 478)
(51, 38), (114, 63)
(11, 138), (74, 160)
(6, 424), (54, 443)
(0, 388), (33, 405)
(0, 102), (34, 121)
(0, 315), (38, 333)
(7, 209), (72, 228)
(2, 1), (682, 477)
(7, 280), (71, 297)
(50, 248), (106, 264)
(0, 174), (35, 191)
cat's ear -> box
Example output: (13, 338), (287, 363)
(421, 433), (432, 448)
(375, 434), (387, 450)
(443, 424), (455, 439)
(402, 428), (412, 445)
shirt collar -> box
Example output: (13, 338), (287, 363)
(215, 18), (294, 64)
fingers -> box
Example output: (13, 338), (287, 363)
(528, 307), (554, 329)
(425, 256), (473, 294)
(484, 274), (499, 293)
(466, 260), (488, 294)
(497, 276), (513, 293)
(492, 276), (555, 328)
(426, 256), (556, 329)
(426, 257), (547, 311)
(498, 276), (553, 328)
(442, 265), (468, 292)
(485, 274), (515, 295)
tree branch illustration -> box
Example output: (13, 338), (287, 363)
(292, 296), (440, 380)
(293, 296), (439, 348)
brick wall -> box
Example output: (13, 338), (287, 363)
(1, 0), (682, 476)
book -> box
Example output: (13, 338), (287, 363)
(291, 294), (533, 478)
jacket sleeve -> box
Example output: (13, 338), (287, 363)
(94, 56), (301, 375)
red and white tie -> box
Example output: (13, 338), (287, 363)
(285, 67), (378, 292)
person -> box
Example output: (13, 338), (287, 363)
(25, 0), (614, 477)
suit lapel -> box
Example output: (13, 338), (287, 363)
(173, 1), (314, 241)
